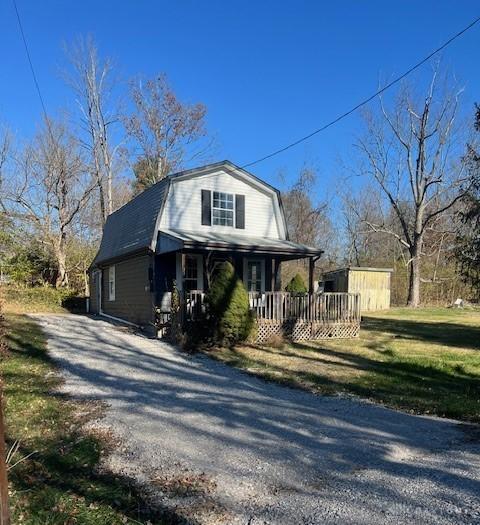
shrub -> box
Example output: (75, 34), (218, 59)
(206, 261), (253, 344)
(285, 273), (307, 294)
(61, 295), (87, 313)
(3, 284), (79, 313)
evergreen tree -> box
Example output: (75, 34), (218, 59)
(285, 273), (307, 294)
(455, 105), (480, 297)
(206, 261), (253, 344)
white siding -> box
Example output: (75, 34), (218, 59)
(159, 169), (284, 239)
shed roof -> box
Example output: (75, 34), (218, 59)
(322, 267), (394, 277)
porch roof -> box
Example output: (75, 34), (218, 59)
(156, 229), (323, 258)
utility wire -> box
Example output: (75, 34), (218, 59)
(12, 0), (50, 124)
(242, 15), (480, 169)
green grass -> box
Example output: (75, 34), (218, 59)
(2, 285), (71, 314)
(1, 314), (171, 524)
(206, 307), (480, 422)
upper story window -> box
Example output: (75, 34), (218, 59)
(212, 191), (234, 226)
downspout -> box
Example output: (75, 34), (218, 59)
(99, 269), (103, 315)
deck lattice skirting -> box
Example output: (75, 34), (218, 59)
(255, 319), (360, 343)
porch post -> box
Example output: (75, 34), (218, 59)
(274, 259), (282, 291)
(271, 258), (275, 292)
(308, 257), (314, 294)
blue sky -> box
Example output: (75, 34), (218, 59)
(1, 1), (479, 196)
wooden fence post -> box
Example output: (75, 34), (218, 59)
(0, 384), (9, 525)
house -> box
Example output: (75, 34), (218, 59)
(89, 161), (324, 334)
(321, 267), (393, 311)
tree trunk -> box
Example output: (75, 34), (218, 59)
(0, 386), (10, 525)
(97, 178), (107, 226)
(407, 240), (422, 307)
(54, 236), (69, 288)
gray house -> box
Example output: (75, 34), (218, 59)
(89, 161), (323, 333)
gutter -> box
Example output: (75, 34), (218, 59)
(180, 240), (324, 258)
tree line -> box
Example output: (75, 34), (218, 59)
(0, 38), (478, 306)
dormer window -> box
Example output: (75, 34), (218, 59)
(212, 191), (234, 226)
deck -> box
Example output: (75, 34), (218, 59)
(180, 291), (361, 342)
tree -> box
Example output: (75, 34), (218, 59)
(281, 166), (336, 284)
(285, 274), (307, 294)
(65, 37), (121, 225)
(455, 105), (480, 296)
(124, 74), (212, 192)
(355, 71), (470, 306)
(0, 128), (10, 210)
(5, 119), (94, 287)
(131, 156), (157, 193)
(206, 261), (253, 344)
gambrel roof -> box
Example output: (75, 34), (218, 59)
(92, 177), (170, 265)
(92, 160), (321, 266)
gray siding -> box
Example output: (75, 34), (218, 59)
(89, 270), (100, 314)
(102, 254), (155, 327)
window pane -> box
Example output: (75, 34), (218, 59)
(185, 256), (197, 280)
(247, 261), (262, 292)
(212, 191), (234, 226)
(184, 256), (198, 291)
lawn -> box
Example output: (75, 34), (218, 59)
(2, 285), (70, 314)
(206, 307), (480, 422)
(1, 313), (171, 524)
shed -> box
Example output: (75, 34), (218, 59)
(321, 267), (393, 311)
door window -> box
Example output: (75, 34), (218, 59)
(247, 260), (263, 292)
(184, 255), (199, 292)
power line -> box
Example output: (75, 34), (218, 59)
(242, 15), (480, 169)
(12, 0), (50, 123)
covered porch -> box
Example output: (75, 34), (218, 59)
(155, 229), (323, 295)
(154, 229), (360, 341)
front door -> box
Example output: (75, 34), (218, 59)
(177, 253), (204, 292)
(243, 258), (265, 293)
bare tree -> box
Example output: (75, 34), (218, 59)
(124, 74), (213, 192)
(0, 128), (10, 213)
(5, 119), (94, 287)
(281, 167), (336, 284)
(355, 70), (471, 306)
(65, 37), (121, 225)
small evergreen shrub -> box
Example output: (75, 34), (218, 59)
(285, 273), (307, 294)
(206, 261), (253, 344)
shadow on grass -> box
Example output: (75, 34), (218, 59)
(362, 315), (480, 351)
(237, 337), (480, 422)
(233, 340), (480, 421)
(9, 435), (181, 525)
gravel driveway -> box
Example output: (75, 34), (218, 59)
(34, 314), (480, 525)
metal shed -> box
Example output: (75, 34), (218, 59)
(321, 267), (393, 311)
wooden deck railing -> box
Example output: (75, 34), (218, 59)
(183, 290), (206, 321)
(179, 291), (360, 324)
(247, 292), (360, 323)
